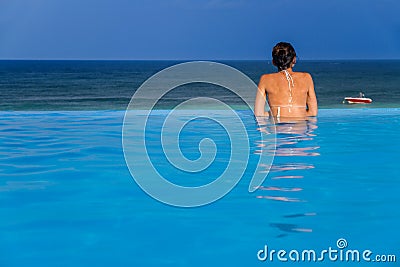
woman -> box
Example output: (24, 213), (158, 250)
(254, 42), (318, 119)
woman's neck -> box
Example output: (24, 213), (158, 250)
(280, 67), (293, 73)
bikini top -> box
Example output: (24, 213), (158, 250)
(269, 70), (306, 109)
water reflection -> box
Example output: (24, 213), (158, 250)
(255, 117), (319, 235)
(270, 223), (313, 233)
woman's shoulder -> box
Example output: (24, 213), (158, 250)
(259, 72), (280, 80)
(294, 71), (313, 80)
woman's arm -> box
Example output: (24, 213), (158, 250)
(306, 74), (318, 117)
(254, 75), (269, 117)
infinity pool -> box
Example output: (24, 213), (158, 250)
(0, 108), (399, 266)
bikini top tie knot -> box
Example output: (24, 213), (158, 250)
(281, 69), (294, 88)
(281, 70), (294, 106)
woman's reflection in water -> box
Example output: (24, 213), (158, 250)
(255, 116), (319, 237)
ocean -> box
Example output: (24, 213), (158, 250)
(1, 60), (400, 110)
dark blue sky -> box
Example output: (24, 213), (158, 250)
(1, 0), (399, 60)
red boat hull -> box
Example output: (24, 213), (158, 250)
(344, 97), (372, 104)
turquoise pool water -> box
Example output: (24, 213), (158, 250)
(0, 108), (399, 266)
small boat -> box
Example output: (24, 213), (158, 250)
(343, 97), (372, 104)
(343, 92), (372, 104)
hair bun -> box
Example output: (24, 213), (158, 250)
(272, 42), (296, 71)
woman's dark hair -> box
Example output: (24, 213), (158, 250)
(272, 42), (296, 71)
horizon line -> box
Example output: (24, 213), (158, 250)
(1, 58), (400, 61)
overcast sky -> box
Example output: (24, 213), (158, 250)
(1, 0), (399, 60)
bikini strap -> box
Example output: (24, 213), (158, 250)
(281, 70), (294, 88)
(281, 70), (294, 111)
